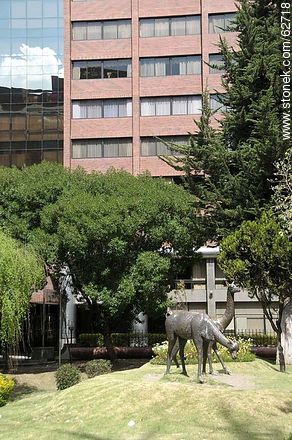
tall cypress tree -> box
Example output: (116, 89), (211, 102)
(161, 0), (289, 238)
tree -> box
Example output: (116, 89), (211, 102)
(34, 170), (204, 358)
(161, 0), (289, 238)
(218, 212), (292, 371)
(0, 231), (45, 367)
(0, 165), (205, 359)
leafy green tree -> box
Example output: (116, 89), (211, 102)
(0, 231), (45, 366)
(218, 212), (292, 372)
(33, 170), (203, 358)
(161, 0), (289, 238)
(0, 165), (204, 358)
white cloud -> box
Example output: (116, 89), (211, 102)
(0, 44), (63, 89)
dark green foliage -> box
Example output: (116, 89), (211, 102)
(161, 0), (289, 238)
(55, 364), (81, 390)
(79, 332), (167, 347)
(85, 360), (112, 378)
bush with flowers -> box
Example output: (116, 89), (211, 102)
(0, 373), (15, 406)
(151, 337), (255, 365)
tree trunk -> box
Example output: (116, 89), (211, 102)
(280, 299), (292, 365)
(103, 318), (117, 363)
(277, 302), (286, 372)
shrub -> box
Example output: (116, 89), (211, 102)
(55, 364), (81, 390)
(0, 374), (14, 406)
(151, 337), (256, 365)
(79, 333), (104, 347)
(85, 360), (112, 378)
(79, 332), (167, 347)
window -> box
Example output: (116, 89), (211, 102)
(140, 56), (201, 77)
(208, 13), (236, 34)
(140, 15), (200, 38)
(72, 20), (131, 41)
(141, 136), (188, 156)
(72, 60), (131, 80)
(72, 138), (132, 158)
(210, 94), (227, 112)
(72, 99), (132, 119)
(140, 96), (201, 116)
(209, 54), (225, 74)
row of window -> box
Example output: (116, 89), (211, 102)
(72, 99), (132, 119)
(71, 13), (236, 41)
(71, 54), (224, 80)
(71, 136), (189, 159)
(72, 95), (224, 119)
(72, 59), (132, 80)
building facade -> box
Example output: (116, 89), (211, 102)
(0, 0), (64, 167)
(64, 0), (237, 176)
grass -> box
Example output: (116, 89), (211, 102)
(1, 359), (292, 440)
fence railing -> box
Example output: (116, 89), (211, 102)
(79, 329), (277, 348)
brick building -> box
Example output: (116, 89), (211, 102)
(64, 0), (238, 176)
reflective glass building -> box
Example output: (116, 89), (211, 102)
(0, 0), (63, 167)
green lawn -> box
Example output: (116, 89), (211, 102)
(1, 359), (292, 440)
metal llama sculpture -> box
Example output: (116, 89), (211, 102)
(165, 310), (239, 383)
(169, 282), (240, 375)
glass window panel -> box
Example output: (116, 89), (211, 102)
(43, 18), (58, 29)
(0, 1), (10, 20)
(118, 60), (131, 78)
(126, 100), (132, 116)
(118, 100), (130, 117)
(0, 115), (10, 131)
(103, 21), (118, 39)
(72, 102), (81, 118)
(140, 19), (154, 38)
(155, 58), (168, 76)
(188, 96), (202, 114)
(118, 20), (131, 39)
(209, 14), (225, 34)
(187, 56), (201, 74)
(44, 115), (58, 130)
(210, 94), (226, 112)
(87, 22), (102, 40)
(172, 97), (187, 115)
(103, 140), (118, 157)
(225, 13), (236, 30)
(156, 98), (170, 116)
(119, 140), (132, 157)
(209, 54), (224, 74)
(171, 57), (187, 75)
(140, 58), (155, 77)
(27, 0), (42, 18)
(28, 114), (42, 131)
(104, 100), (118, 118)
(87, 101), (102, 118)
(72, 61), (85, 80)
(11, 19), (26, 29)
(72, 142), (86, 159)
(11, 1), (26, 18)
(0, 19), (10, 30)
(141, 99), (155, 116)
(171, 17), (186, 36)
(141, 139), (156, 156)
(72, 22), (87, 40)
(155, 18), (169, 37)
(0, 151), (10, 166)
(12, 114), (26, 130)
(103, 60), (118, 79)
(186, 16), (200, 35)
(0, 141), (10, 151)
(43, 0), (58, 17)
(87, 61), (101, 79)
(157, 141), (171, 155)
(87, 141), (102, 157)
